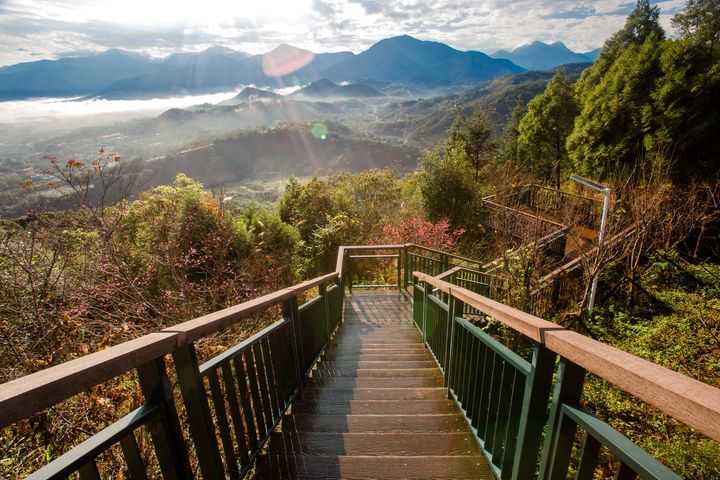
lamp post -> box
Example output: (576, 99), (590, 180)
(569, 174), (610, 313)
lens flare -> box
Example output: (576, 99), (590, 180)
(311, 123), (328, 140)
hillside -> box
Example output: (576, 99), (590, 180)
(147, 122), (419, 186)
(374, 63), (590, 146)
(292, 79), (384, 99)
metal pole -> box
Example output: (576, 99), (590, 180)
(587, 187), (610, 313)
(569, 175), (611, 314)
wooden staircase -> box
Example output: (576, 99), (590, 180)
(254, 292), (492, 479)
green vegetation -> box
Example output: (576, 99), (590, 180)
(517, 69), (578, 188)
(513, 0), (720, 182)
(1, 1), (719, 478)
(584, 255), (720, 479)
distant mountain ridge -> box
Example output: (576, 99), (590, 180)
(492, 41), (599, 71)
(322, 35), (523, 88)
(0, 36), (599, 101)
(292, 79), (384, 99)
(0, 36), (526, 100)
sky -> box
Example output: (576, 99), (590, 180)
(0, 0), (685, 67)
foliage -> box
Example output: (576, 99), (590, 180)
(583, 255), (720, 479)
(417, 144), (480, 229)
(277, 169), (404, 273)
(648, 0), (720, 179)
(371, 216), (465, 251)
(566, 0), (719, 181)
(517, 69), (578, 187)
(567, 32), (665, 178)
(448, 109), (493, 180)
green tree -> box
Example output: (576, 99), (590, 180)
(578, 0), (665, 98)
(672, 0), (720, 54)
(568, 32), (665, 178)
(517, 69), (579, 188)
(418, 144), (479, 228)
(496, 96), (526, 165)
(649, 0), (720, 179)
(447, 109), (493, 181)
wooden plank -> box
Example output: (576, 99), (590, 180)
(324, 345), (428, 354)
(321, 353), (433, 361)
(282, 414), (469, 433)
(291, 400), (459, 415)
(317, 360), (437, 369)
(308, 377), (443, 388)
(301, 387), (447, 402)
(256, 455), (493, 479)
(0, 332), (176, 429)
(269, 432), (479, 456)
(310, 368), (441, 379)
(544, 329), (720, 442)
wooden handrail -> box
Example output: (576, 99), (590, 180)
(164, 272), (337, 346)
(545, 329), (720, 442)
(0, 332), (178, 429)
(415, 270), (720, 443)
(415, 272), (562, 343)
(0, 271), (339, 429)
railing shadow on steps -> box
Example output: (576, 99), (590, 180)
(1, 243), (719, 480)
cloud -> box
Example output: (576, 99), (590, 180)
(543, 5), (597, 20)
(0, 0), (687, 67)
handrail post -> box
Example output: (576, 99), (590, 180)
(172, 343), (225, 479)
(347, 252), (353, 293)
(441, 253), (450, 274)
(320, 283), (330, 345)
(537, 359), (587, 480)
(396, 248), (402, 291)
(283, 296), (305, 395)
(136, 358), (192, 479)
(421, 280), (428, 345)
(445, 294), (464, 392)
(511, 343), (556, 480)
(402, 246), (409, 290)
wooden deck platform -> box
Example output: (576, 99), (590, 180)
(254, 292), (492, 479)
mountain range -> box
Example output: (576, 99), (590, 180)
(492, 41), (601, 71)
(0, 36), (599, 101)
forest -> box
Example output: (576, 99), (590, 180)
(1, 0), (719, 478)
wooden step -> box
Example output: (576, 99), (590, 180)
(291, 400), (458, 415)
(310, 368), (440, 378)
(255, 455), (492, 479)
(322, 353), (432, 361)
(282, 414), (468, 433)
(324, 345), (428, 354)
(316, 360), (437, 369)
(337, 326), (416, 333)
(301, 387), (447, 402)
(268, 432), (479, 456)
(307, 376), (443, 388)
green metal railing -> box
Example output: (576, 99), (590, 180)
(4, 244), (719, 480)
(2, 272), (342, 479)
(413, 271), (719, 480)
(413, 278), (552, 480)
